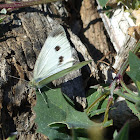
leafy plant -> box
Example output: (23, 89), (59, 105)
(114, 122), (129, 140)
(98, 0), (140, 9)
(33, 87), (96, 139)
(33, 41), (140, 139)
(114, 50), (140, 120)
(1, 0), (139, 139)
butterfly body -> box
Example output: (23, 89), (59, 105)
(30, 25), (91, 89)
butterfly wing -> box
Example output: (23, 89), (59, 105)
(33, 25), (74, 87)
(37, 60), (91, 88)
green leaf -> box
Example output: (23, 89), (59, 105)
(76, 138), (89, 140)
(113, 130), (118, 139)
(114, 122), (129, 140)
(70, 129), (88, 140)
(86, 86), (111, 116)
(127, 51), (140, 83)
(135, 100), (140, 113)
(89, 108), (106, 116)
(126, 100), (140, 120)
(115, 88), (139, 103)
(135, 0), (140, 9)
(33, 87), (96, 139)
(114, 88), (140, 120)
(7, 135), (16, 140)
(102, 120), (113, 127)
(98, 0), (109, 7)
(33, 88), (71, 139)
(0, 16), (6, 23)
(136, 81), (140, 96)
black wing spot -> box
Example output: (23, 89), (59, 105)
(55, 46), (61, 51)
(59, 56), (64, 65)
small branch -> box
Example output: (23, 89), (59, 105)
(0, 0), (59, 10)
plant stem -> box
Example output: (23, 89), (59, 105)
(110, 40), (140, 97)
(120, 80), (137, 96)
(103, 96), (113, 124)
(86, 91), (109, 114)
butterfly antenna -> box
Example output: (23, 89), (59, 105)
(38, 88), (48, 105)
(7, 75), (29, 84)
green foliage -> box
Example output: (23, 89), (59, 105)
(0, 0), (139, 139)
(7, 135), (16, 140)
(118, 0), (140, 9)
(86, 86), (114, 126)
(127, 51), (140, 84)
(136, 81), (140, 95)
(0, 16), (5, 23)
(33, 85), (114, 139)
(114, 122), (129, 140)
(135, 100), (140, 112)
(98, 0), (140, 9)
(34, 88), (70, 139)
(33, 87), (96, 139)
(86, 86), (110, 116)
(98, 0), (109, 7)
(126, 51), (140, 117)
(33, 49), (140, 139)
(114, 89), (140, 120)
(103, 120), (113, 127)
(6, 133), (17, 140)
(114, 51), (140, 120)
(126, 100), (140, 119)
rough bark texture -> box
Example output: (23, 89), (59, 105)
(0, 0), (138, 139)
(0, 1), (100, 139)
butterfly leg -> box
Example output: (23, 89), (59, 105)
(38, 88), (48, 105)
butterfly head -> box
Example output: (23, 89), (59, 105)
(29, 78), (45, 89)
(29, 79), (38, 88)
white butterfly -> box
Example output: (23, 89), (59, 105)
(29, 25), (90, 90)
